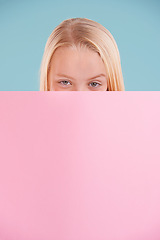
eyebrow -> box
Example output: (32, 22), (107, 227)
(56, 73), (107, 81)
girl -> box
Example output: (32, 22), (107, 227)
(39, 18), (125, 91)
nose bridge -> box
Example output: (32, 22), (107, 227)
(73, 79), (88, 91)
(75, 86), (88, 91)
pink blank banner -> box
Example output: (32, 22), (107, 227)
(0, 91), (160, 240)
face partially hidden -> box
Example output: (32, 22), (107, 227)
(48, 46), (108, 91)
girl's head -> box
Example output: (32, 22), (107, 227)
(40, 18), (125, 91)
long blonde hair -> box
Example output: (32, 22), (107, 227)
(39, 18), (125, 91)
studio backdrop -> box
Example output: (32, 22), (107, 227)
(0, 0), (160, 90)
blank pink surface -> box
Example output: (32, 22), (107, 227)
(0, 92), (160, 240)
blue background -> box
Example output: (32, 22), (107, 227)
(0, 0), (160, 91)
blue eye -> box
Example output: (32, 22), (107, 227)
(59, 80), (71, 86)
(89, 82), (101, 87)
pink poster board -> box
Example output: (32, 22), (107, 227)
(0, 92), (160, 240)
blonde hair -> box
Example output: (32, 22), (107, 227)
(39, 17), (125, 91)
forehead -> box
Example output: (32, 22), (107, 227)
(49, 46), (107, 77)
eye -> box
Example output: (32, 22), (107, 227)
(89, 82), (101, 88)
(58, 80), (72, 86)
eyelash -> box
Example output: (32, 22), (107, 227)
(58, 80), (101, 87)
